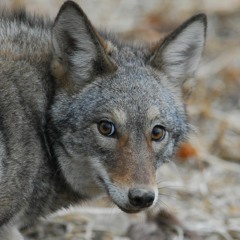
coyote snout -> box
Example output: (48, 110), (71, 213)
(93, 115), (159, 212)
(99, 176), (157, 213)
(100, 158), (158, 213)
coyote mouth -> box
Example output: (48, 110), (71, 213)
(97, 175), (107, 189)
(117, 206), (141, 214)
(97, 175), (142, 214)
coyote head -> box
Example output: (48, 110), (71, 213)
(49, 1), (206, 213)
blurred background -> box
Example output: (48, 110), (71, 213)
(1, 0), (240, 239)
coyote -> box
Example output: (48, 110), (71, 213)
(0, 0), (206, 238)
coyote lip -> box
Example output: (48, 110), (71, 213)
(97, 175), (107, 188)
(97, 175), (142, 214)
(97, 175), (110, 193)
(117, 206), (141, 214)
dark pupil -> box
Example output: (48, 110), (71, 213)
(152, 126), (164, 139)
(99, 121), (113, 135)
(102, 122), (111, 133)
(153, 128), (161, 136)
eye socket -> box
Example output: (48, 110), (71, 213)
(98, 121), (116, 137)
(151, 125), (166, 141)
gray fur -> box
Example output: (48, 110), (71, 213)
(0, 1), (206, 238)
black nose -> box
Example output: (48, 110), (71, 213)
(128, 188), (155, 208)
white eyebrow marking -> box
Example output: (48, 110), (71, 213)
(112, 109), (127, 125)
(147, 106), (160, 121)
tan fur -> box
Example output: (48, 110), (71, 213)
(0, 49), (49, 63)
(117, 134), (129, 149)
(105, 41), (117, 55)
(112, 138), (156, 187)
(146, 136), (154, 150)
(51, 59), (75, 92)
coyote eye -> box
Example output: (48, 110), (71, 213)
(151, 125), (166, 141)
(98, 121), (116, 137)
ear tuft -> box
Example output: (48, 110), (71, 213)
(150, 14), (207, 86)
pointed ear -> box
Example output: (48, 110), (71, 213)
(51, 1), (117, 90)
(149, 14), (207, 86)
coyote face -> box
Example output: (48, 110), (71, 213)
(49, 2), (206, 213)
(51, 64), (187, 213)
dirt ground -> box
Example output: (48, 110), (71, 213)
(1, 0), (240, 239)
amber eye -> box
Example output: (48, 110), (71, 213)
(151, 125), (166, 141)
(98, 121), (116, 137)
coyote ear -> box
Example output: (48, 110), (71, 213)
(149, 14), (207, 86)
(51, 1), (117, 90)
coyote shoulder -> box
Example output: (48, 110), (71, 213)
(0, 1), (206, 239)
